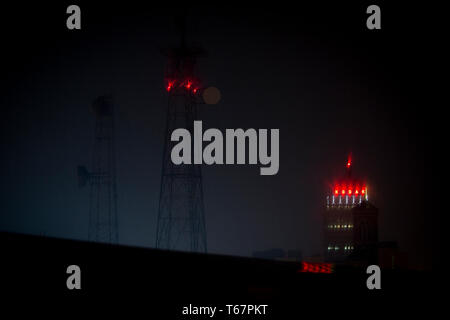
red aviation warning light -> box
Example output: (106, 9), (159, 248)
(165, 79), (200, 93)
(345, 154), (352, 179)
(166, 80), (175, 91)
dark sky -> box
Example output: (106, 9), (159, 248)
(0, 2), (432, 269)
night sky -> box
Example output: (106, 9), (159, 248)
(0, 2), (432, 269)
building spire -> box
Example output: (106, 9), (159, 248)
(346, 154), (352, 178)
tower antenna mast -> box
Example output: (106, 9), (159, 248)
(156, 16), (207, 252)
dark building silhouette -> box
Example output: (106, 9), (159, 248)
(353, 201), (378, 248)
(2, 231), (426, 303)
(252, 248), (303, 262)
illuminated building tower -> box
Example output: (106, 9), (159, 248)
(323, 156), (377, 262)
(155, 22), (207, 253)
(78, 96), (119, 244)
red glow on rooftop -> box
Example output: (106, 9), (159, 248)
(299, 262), (333, 274)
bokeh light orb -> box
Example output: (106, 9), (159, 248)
(203, 86), (221, 105)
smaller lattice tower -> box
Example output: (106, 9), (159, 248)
(78, 95), (119, 244)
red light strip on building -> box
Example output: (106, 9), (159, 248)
(298, 262), (334, 274)
(333, 186), (366, 196)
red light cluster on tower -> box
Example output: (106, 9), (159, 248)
(165, 79), (200, 94)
